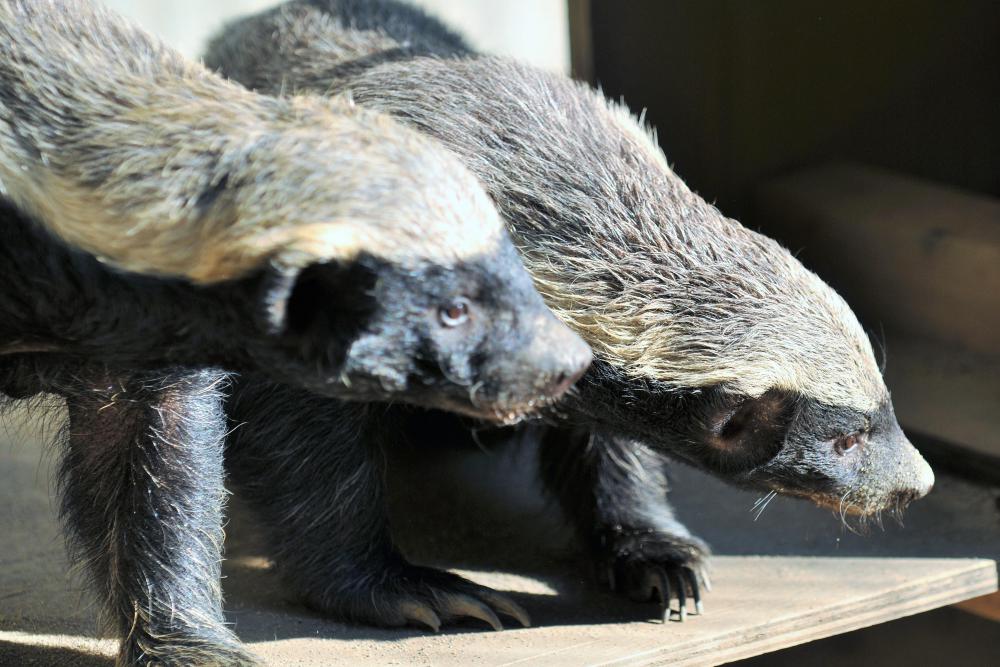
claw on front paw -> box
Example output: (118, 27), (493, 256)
(597, 529), (711, 622)
(627, 562), (707, 622)
(315, 565), (531, 632)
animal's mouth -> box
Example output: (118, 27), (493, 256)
(775, 485), (911, 518)
(765, 484), (873, 517)
(810, 495), (869, 516)
(437, 395), (559, 426)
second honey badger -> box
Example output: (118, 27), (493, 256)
(207, 0), (934, 627)
(1, 1), (590, 665)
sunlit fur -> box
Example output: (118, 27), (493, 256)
(206, 0), (884, 415)
(0, 0), (502, 283)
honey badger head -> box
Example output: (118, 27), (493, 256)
(231, 50), (932, 514)
(240, 105), (591, 420)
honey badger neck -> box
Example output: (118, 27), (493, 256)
(573, 358), (931, 513)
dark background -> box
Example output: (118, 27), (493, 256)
(584, 0), (1000, 218)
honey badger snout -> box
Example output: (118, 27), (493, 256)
(484, 308), (593, 402)
(889, 427), (935, 502)
(685, 388), (934, 517)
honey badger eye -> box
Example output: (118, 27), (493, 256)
(438, 298), (470, 327)
(834, 432), (866, 456)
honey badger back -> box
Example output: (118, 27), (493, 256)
(207, 0), (933, 625)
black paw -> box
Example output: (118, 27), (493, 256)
(596, 528), (711, 622)
(308, 563), (530, 632)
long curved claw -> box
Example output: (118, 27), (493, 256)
(642, 567), (672, 622)
(670, 570), (687, 622)
(399, 600), (442, 632)
(480, 590), (532, 628)
(686, 568), (704, 615)
(441, 594), (504, 631)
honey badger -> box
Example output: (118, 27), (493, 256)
(0, 1), (592, 664)
(206, 0), (934, 631)
(0, 0), (591, 412)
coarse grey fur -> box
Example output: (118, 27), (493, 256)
(206, 0), (934, 629)
(0, 0), (502, 284)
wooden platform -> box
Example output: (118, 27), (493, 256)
(2, 409), (997, 666)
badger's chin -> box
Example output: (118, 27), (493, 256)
(422, 395), (554, 426)
(765, 483), (918, 522)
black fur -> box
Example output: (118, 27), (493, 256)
(305, 0), (470, 54)
(302, 0), (470, 81)
(0, 198), (273, 372)
(58, 367), (254, 665)
(225, 381), (529, 630)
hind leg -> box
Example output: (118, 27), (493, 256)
(61, 368), (255, 666)
(538, 426), (711, 621)
(225, 381), (530, 632)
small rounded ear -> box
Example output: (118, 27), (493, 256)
(704, 389), (795, 471)
(260, 259), (379, 366)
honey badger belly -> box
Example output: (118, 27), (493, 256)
(207, 0), (933, 629)
(1, 2), (592, 664)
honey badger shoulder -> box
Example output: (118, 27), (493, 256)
(207, 0), (932, 626)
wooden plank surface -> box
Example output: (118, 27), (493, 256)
(224, 557), (1000, 667)
(3, 408), (998, 666)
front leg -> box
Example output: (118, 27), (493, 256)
(538, 426), (711, 621)
(61, 368), (253, 666)
(225, 381), (530, 632)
